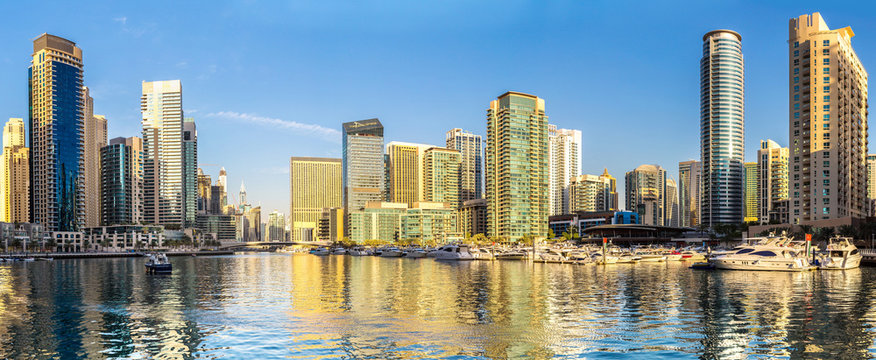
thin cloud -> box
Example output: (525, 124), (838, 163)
(113, 16), (127, 25)
(208, 111), (340, 142)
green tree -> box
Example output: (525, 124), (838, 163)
(547, 229), (556, 240)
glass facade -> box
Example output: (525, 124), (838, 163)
(342, 119), (385, 236)
(29, 35), (85, 232)
(700, 30), (745, 226)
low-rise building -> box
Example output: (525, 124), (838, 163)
(349, 202), (407, 243)
(0, 222), (49, 252)
(196, 214), (237, 241)
(399, 202), (459, 244)
(84, 225), (165, 251)
(548, 211), (639, 238)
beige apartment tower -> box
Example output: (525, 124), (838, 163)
(423, 147), (461, 206)
(1, 118), (29, 223)
(290, 157), (342, 241)
(485, 91), (549, 241)
(757, 140), (789, 223)
(386, 142), (433, 206)
(141, 80), (185, 226)
(83, 87), (108, 227)
(789, 13), (868, 223)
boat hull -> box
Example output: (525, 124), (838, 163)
(712, 259), (814, 272)
(818, 255), (862, 269)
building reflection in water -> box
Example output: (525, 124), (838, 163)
(0, 255), (875, 358)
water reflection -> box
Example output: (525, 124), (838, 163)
(0, 255), (873, 359)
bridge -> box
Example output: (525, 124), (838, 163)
(218, 241), (331, 250)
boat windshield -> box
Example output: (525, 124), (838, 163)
(735, 248), (754, 255)
(749, 251), (777, 257)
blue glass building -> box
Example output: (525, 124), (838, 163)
(29, 34), (85, 232)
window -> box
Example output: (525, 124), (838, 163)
(823, 207), (830, 215)
(795, 86), (800, 92)
(794, 68), (799, 74)
(794, 94), (800, 101)
(823, 77), (829, 82)
(823, 58), (830, 65)
(794, 103), (800, 109)
(823, 189), (829, 196)
(794, 76), (799, 83)
(823, 179), (830, 186)
(750, 251), (777, 257)
(823, 49), (829, 55)
(824, 151), (829, 157)
(794, 112), (800, 119)
(823, 198), (830, 204)
(823, 40), (830, 46)
(823, 142), (830, 148)
(794, 41), (799, 48)
(823, 105), (830, 111)
(794, 50), (800, 56)
(794, 59), (800, 65)
(823, 96), (830, 101)
(823, 67), (830, 74)
(823, 123), (830, 129)
(794, 121), (799, 127)
(823, 86), (830, 92)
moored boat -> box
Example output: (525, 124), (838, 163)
(145, 253), (172, 274)
(405, 248), (427, 258)
(816, 236), (862, 270)
(432, 244), (474, 260)
(710, 234), (814, 272)
(495, 250), (527, 260)
(311, 247), (331, 256)
(379, 247), (405, 257)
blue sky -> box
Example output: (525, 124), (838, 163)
(0, 0), (873, 214)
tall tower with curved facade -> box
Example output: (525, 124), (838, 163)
(700, 30), (744, 226)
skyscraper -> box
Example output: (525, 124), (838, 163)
(758, 140), (789, 223)
(218, 167), (227, 209)
(386, 142), (433, 206)
(83, 87), (108, 228)
(423, 147), (460, 206)
(267, 210), (286, 241)
(486, 91), (549, 241)
(678, 160), (701, 227)
(342, 119), (385, 236)
(29, 34), (85, 231)
(665, 177), (679, 227)
(290, 157), (342, 241)
(548, 125), (582, 215)
(183, 118), (198, 227)
(625, 164), (667, 226)
(568, 171), (616, 213)
(701, 29), (745, 227)
(197, 169), (212, 214)
(1, 118), (29, 223)
(101, 137), (144, 225)
(867, 154), (876, 200)
(141, 80), (185, 227)
(446, 128), (483, 205)
(789, 13), (868, 223)
(743, 162), (758, 222)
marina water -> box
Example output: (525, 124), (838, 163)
(0, 253), (873, 359)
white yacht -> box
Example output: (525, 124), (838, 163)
(348, 247), (372, 256)
(331, 248), (348, 255)
(405, 248), (427, 258)
(471, 248), (494, 260)
(710, 234), (814, 271)
(534, 249), (568, 263)
(311, 247), (331, 256)
(379, 247), (405, 257)
(816, 236), (862, 270)
(431, 244), (474, 260)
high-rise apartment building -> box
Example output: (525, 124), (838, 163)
(486, 91), (549, 240)
(29, 34), (85, 231)
(386, 142), (433, 206)
(678, 160), (701, 227)
(101, 137), (144, 225)
(625, 164), (667, 226)
(743, 162), (758, 222)
(867, 154), (876, 200)
(568, 170), (616, 213)
(141, 80), (185, 227)
(548, 125), (582, 216)
(197, 169), (212, 214)
(423, 147), (460, 206)
(758, 140), (789, 223)
(267, 210), (286, 241)
(342, 119), (385, 236)
(701, 30), (745, 227)
(218, 167), (227, 209)
(83, 87), (108, 228)
(665, 177), (679, 227)
(446, 128), (483, 205)
(183, 118), (198, 227)
(290, 157), (342, 241)
(1, 118), (29, 223)
(789, 13), (868, 223)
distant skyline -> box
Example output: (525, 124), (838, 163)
(0, 0), (873, 214)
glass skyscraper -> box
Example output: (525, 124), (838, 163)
(183, 118), (198, 228)
(29, 34), (85, 231)
(485, 92), (548, 241)
(342, 119), (385, 236)
(700, 30), (745, 226)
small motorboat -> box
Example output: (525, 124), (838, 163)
(379, 247), (405, 257)
(495, 250), (527, 260)
(37, 257), (54, 261)
(145, 253), (172, 274)
(816, 236), (862, 270)
(405, 248), (427, 258)
(470, 248), (494, 260)
(431, 244), (474, 261)
(349, 247), (372, 256)
(690, 262), (715, 270)
(331, 248), (348, 255)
